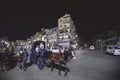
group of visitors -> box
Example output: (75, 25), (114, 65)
(0, 40), (14, 71)
(16, 42), (46, 71)
(0, 39), (76, 72)
(59, 47), (76, 60)
(16, 48), (29, 71)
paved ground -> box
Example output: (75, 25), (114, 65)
(0, 49), (120, 80)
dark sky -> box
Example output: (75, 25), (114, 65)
(0, 1), (120, 41)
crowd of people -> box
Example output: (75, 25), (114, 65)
(16, 48), (29, 70)
(0, 40), (14, 71)
(0, 40), (76, 72)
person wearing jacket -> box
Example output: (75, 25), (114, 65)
(22, 48), (29, 71)
(16, 48), (23, 70)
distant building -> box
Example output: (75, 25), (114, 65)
(24, 14), (78, 49)
(93, 30), (119, 50)
(34, 32), (42, 41)
(58, 14), (78, 49)
(16, 40), (26, 45)
(41, 27), (58, 48)
(47, 27), (58, 47)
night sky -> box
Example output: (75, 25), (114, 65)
(0, 1), (120, 41)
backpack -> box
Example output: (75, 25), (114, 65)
(18, 52), (23, 61)
(22, 51), (28, 60)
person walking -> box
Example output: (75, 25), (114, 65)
(16, 48), (23, 70)
(34, 46), (40, 64)
(22, 48), (29, 71)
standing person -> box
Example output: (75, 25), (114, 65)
(16, 48), (23, 70)
(71, 49), (76, 59)
(22, 48), (29, 71)
(59, 47), (64, 57)
(63, 48), (69, 62)
(59, 47), (62, 55)
(29, 50), (34, 65)
(34, 46), (40, 64)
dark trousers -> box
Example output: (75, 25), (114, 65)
(22, 59), (27, 71)
(34, 55), (39, 64)
(17, 61), (22, 69)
